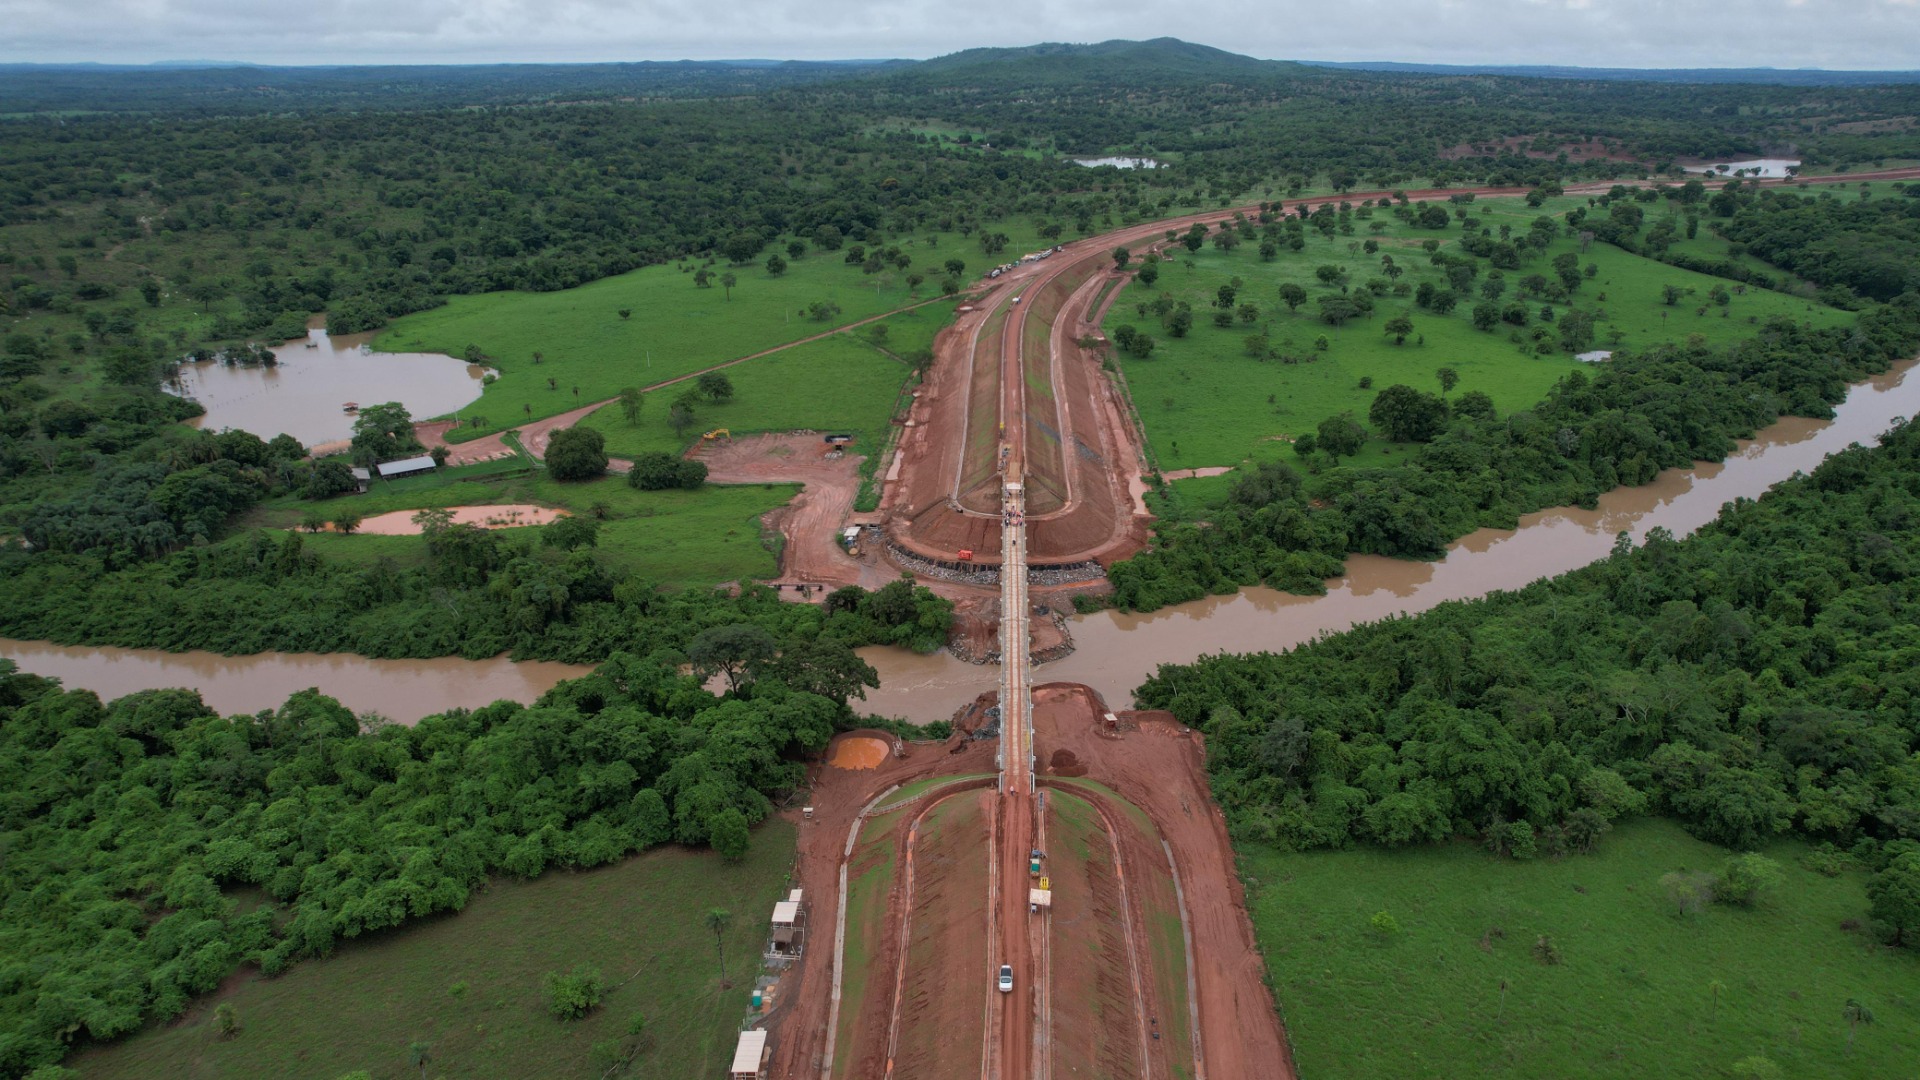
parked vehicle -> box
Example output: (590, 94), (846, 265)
(998, 965), (1014, 992)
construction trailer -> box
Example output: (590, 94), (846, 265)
(728, 1028), (769, 1080)
(767, 889), (806, 959)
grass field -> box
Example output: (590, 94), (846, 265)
(576, 332), (912, 459)
(252, 464), (795, 586)
(1107, 191), (1854, 472)
(373, 225), (1053, 438)
(72, 820), (797, 1080)
(1243, 818), (1920, 1079)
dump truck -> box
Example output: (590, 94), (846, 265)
(1030, 849), (1044, 878)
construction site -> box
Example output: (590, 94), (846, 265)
(705, 210), (1314, 1080)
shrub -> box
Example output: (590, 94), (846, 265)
(544, 965), (605, 1021)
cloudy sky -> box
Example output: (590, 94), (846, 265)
(3, 0), (1918, 69)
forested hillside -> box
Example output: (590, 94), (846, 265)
(1137, 414), (1920, 935)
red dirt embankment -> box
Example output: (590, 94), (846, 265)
(764, 740), (995, 1080)
(1032, 682), (1296, 1080)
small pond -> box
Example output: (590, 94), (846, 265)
(1686, 158), (1800, 178)
(170, 325), (493, 447)
(1072, 156), (1162, 169)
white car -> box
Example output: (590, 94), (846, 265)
(997, 964), (1014, 993)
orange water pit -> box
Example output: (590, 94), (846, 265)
(347, 504), (568, 535)
(826, 736), (890, 770)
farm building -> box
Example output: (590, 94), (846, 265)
(376, 455), (437, 480)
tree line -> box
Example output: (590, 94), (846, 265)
(0, 638), (871, 1076)
(1135, 413), (1920, 948)
(1102, 193), (1920, 612)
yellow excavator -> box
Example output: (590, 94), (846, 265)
(702, 428), (731, 442)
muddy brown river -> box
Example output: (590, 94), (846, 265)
(6, 361), (1915, 725)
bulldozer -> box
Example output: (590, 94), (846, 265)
(702, 428), (731, 442)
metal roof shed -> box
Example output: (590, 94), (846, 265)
(729, 1029), (769, 1079)
(770, 901), (800, 927)
(376, 455), (437, 478)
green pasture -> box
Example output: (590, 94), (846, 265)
(72, 821), (797, 1080)
(1244, 818), (1919, 1079)
(577, 332), (913, 460)
(253, 465), (795, 587)
(373, 226), (1051, 437)
(1108, 192), (1852, 472)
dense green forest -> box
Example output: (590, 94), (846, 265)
(1104, 185), (1920, 611)
(0, 640), (879, 1076)
(1136, 413), (1920, 935)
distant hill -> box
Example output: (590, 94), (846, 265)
(901, 37), (1307, 84)
(1302, 60), (1920, 87)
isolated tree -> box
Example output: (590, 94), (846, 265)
(693, 267), (713, 289)
(618, 386), (645, 425)
(668, 402), (697, 439)
(705, 909), (734, 987)
(544, 426), (609, 481)
(765, 253), (787, 276)
(1112, 246), (1131, 270)
(332, 512), (363, 535)
(1316, 414), (1366, 463)
(532, 350), (544, 365)
(944, 258), (966, 277)
(618, 308), (632, 320)
(1384, 316), (1414, 345)
(1659, 870), (1715, 917)
(1713, 853), (1783, 907)
(1436, 366), (1459, 396)
(1843, 998), (1874, 1054)
(407, 1041), (431, 1080)
(214, 1003), (239, 1040)
(1317, 295), (1361, 327)
(697, 371), (735, 402)
(1278, 283), (1308, 312)
(720, 271), (737, 301)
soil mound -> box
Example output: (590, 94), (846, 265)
(1048, 748), (1086, 777)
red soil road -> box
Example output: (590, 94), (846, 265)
(1032, 683), (1296, 1080)
(692, 433), (904, 591)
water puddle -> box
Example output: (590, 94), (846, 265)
(349, 505), (566, 535)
